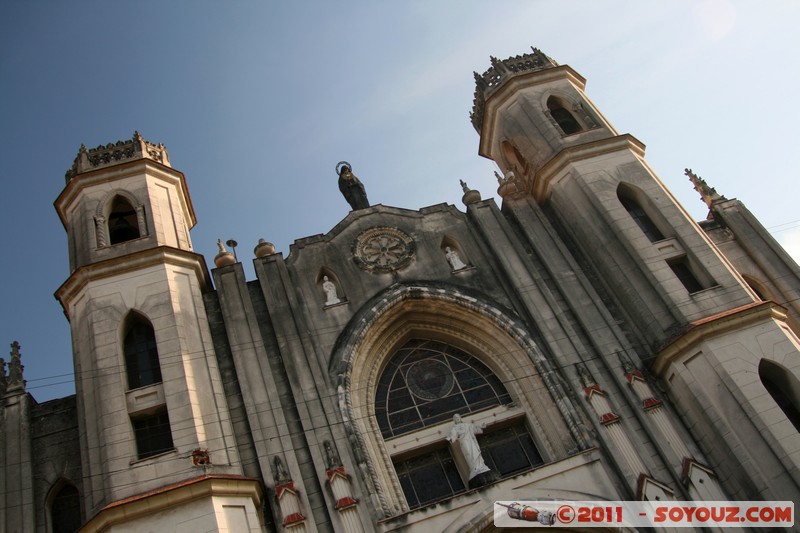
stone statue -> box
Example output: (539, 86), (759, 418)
(445, 246), (467, 270)
(447, 414), (490, 480)
(337, 162), (370, 211)
(322, 276), (340, 305)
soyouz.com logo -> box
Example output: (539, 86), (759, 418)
(493, 501), (794, 528)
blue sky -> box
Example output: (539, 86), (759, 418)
(2, 1), (799, 402)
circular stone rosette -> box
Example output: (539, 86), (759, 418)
(353, 227), (415, 273)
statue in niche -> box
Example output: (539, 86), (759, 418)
(447, 414), (491, 480)
(322, 276), (341, 305)
(337, 161), (370, 211)
(444, 246), (467, 271)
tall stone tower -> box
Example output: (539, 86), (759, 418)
(54, 133), (264, 531)
(472, 49), (800, 501)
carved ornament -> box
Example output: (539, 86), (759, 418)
(353, 227), (415, 273)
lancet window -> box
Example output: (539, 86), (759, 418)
(376, 338), (542, 510)
(123, 314), (163, 390)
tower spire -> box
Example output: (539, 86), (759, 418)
(6, 340), (25, 394)
(685, 168), (727, 212)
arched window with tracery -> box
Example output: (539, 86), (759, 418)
(123, 313), (162, 390)
(376, 339), (512, 438)
(108, 195), (140, 244)
(48, 481), (81, 533)
(547, 96), (583, 135)
(375, 338), (542, 509)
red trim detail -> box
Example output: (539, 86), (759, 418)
(99, 475), (260, 511)
(283, 512), (305, 526)
(583, 384), (604, 397)
(642, 397), (662, 410)
(335, 496), (359, 510)
(600, 412), (620, 425)
(275, 481), (296, 499)
(625, 370), (645, 383)
(326, 466), (348, 482)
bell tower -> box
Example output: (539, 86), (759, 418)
(55, 134), (262, 530)
(472, 48), (757, 347)
(472, 49), (800, 502)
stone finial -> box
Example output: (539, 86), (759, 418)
(214, 239), (236, 267)
(7, 341), (25, 393)
(495, 170), (524, 199)
(459, 179), (481, 206)
(254, 238), (276, 258)
(337, 161), (370, 211)
(686, 168), (727, 211)
(0, 357), (7, 396)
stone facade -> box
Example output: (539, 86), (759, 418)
(2, 48), (800, 532)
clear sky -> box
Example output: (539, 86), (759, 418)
(2, 1), (799, 402)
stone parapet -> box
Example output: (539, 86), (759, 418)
(470, 47), (558, 132)
(65, 131), (170, 182)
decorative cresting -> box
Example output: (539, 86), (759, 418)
(471, 47), (559, 132)
(330, 283), (592, 517)
(65, 131), (171, 182)
(353, 227), (415, 273)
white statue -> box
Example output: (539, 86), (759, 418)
(445, 246), (467, 270)
(447, 414), (490, 480)
(322, 276), (340, 305)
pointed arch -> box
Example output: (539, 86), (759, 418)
(547, 95), (583, 135)
(96, 189), (145, 246)
(500, 139), (530, 175)
(617, 182), (667, 243)
(759, 359), (800, 432)
(330, 283), (591, 516)
(107, 195), (140, 244)
(46, 479), (81, 533)
(742, 275), (770, 301)
(122, 311), (162, 390)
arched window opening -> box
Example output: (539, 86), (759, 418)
(375, 339), (512, 439)
(759, 359), (800, 432)
(108, 196), (140, 244)
(547, 96), (583, 135)
(743, 276), (768, 301)
(618, 190), (665, 242)
(49, 482), (81, 533)
(123, 314), (162, 389)
(132, 406), (174, 459)
(376, 338), (543, 510)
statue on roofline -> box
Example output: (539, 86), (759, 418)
(337, 161), (370, 211)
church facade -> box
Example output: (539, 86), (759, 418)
(2, 48), (800, 532)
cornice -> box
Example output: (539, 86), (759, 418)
(53, 158), (196, 229)
(80, 475), (262, 533)
(55, 246), (211, 319)
(532, 134), (646, 203)
(652, 301), (788, 376)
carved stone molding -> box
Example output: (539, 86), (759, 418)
(353, 227), (415, 273)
